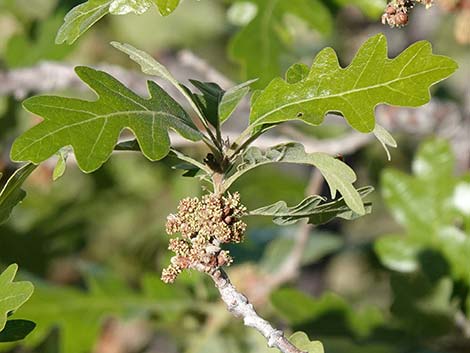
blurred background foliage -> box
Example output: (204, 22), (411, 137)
(0, 0), (469, 353)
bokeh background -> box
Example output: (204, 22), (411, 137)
(0, 1), (469, 352)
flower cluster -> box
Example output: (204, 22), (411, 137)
(382, 0), (433, 27)
(161, 193), (247, 283)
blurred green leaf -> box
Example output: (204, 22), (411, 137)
(378, 139), (470, 285)
(229, 0), (332, 88)
(0, 164), (37, 226)
(271, 289), (383, 337)
(289, 331), (323, 353)
(390, 274), (455, 336)
(225, 143), (366, 214)
(5, 13), (73, 68)
(333, 0), (385, 18)
(11, 66), (202, 173)
(375, 234), (421, 273)
(261, 231), (343, 272)
(249, 34), (458, 132)
(0, 319), (36, 342)
(0, 264), (34, 332)
(16, 271), (192, 353)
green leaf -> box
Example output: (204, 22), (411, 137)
(261, 231), (344, 272)
(271, 289), (383, 336)
(109, 0), (153, 15)
(374, 234), (422, 273)
(0, 164), (37, 226)
(377, 139), (470, 286)
(154, 0), (180, 16)
(333, 0), (384, 18)
(5, 13), (74, 68)
(0, 264), (34, 332)
(249, 186), (373, 225)
(15, 271), (191, 353)
(52, 148), (71, 181)
(55, 0), (111, 45)
(11, 66), (202, 173)
(219, 79), (257, 123)
(289, 332), (324, 353)
(249, 34), (458, 132)
(187, 80), (225, 128)
(56, 0), (182, 44)
(373, 124), (397, 161)
(224, 143), (366, 214)
(230, 0), (332, 88)
(0, 319), (36, 342)
(111, 42), (206, 122)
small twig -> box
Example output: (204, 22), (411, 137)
(210, 268), (307, 353)
(455, 310), (470, 338)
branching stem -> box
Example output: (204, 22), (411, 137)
(209, 268), (307, 353)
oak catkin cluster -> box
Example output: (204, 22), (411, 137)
(161, 192), (247, 283)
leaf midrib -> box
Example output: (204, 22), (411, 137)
(15, 109), (186, 156)
(252, 66), (454, 126)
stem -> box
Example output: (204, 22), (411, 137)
(209, 268), (307, 353)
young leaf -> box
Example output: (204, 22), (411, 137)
(373, 124), (397, 161)
(0, 164), (37, 225)
(187, 78), (256, 127)
(249, 186), (373, 225)
(230, 0), (332, 88)
(289, 332), (324, 353)
(224, 143), (365, 214)
(250, 34), (458, 133)
(0, 319), (36, 342)
(55, 0), (111, 45)
(11, 67), (202, 173)
(219, 79), (257, 123)
(56, 0), (182, 44)
(0, 264), (34, 332)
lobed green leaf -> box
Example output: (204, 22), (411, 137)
(249, 186), (373, 225)
(250, 34), (458, 132)
(0, 264), (34, 332)
(11, 67), (202, 173)
(224, 143), (366, 214)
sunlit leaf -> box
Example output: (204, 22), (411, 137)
(224, 143), (366, 214)
(154, 0), (180, 16)
(56, 0), (182, 44)
(0, 164), (37, 226)
(0, 264), (34, 332)
(11, 67), (202, 173)
(250, 34), (458, 132)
